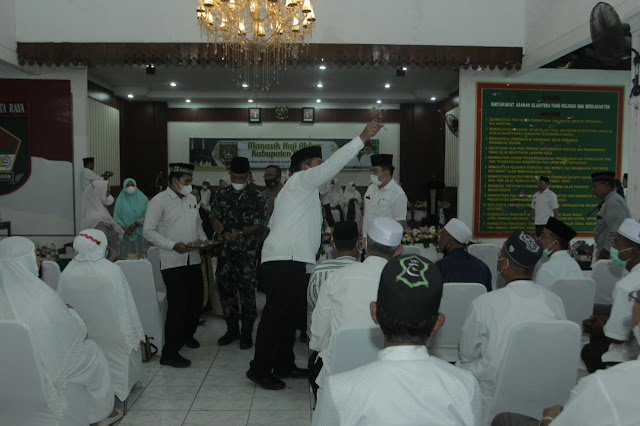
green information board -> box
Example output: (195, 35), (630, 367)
(474, 83), (624, 237)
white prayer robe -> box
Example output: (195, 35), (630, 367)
(457, 280), (566, 414)
(0, 237), (113, 423)
(79, 167), (104, 192)
(60, 230), (145, 401)
(602, 263), (640, 363)
(310, 255), (388, 387)
(551, 359), (640, 426)
(534, 250), (584, 289)
(313, 345), (482, 426)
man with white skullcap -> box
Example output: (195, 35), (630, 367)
(435, 218), (492, 292)
(582, 218), (640, 373)
(458, 230), (566, 420)
(309, 217), (404, 390)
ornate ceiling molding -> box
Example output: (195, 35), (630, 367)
(17, 42), (521, 70)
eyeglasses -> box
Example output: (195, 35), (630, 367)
(627, 291), (640, 305)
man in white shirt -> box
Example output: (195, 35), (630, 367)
(307, 221), (360, 394)
(581, 218), (640, 373)
(458, 230), (566, 415)
(534, 217), (583, 289)
(79, 157), (113, 192)
(526, 176), (559, 237)
(492, 288), (640, 426)
(313, 254), (482, 426)
(143, 163), (209, 368)
(310, 217), (403, 390)
(361, 154), (407, 237)
(247, 121), (381, 390)
(199, 179), (212, 212)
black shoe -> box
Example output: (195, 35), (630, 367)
(246, 368), (285, 390)
(239, 329), (253, 350)
(160, 353), (191, 368)
(300, 331), (308, 343)
(185, 337), (200, 349)
(218, 330), (240, 346)
(273, 366), (309, 379)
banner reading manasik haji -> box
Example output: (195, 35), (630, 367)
(189, 138), (379, 171)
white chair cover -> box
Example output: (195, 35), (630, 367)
(329, 325), (385, 376)
(41, 261), (61, 291)
(57, 276), (143, 402)
(592, 259), (628, 305)
(550, 278), (596, 325)
(490, 320), (580, 422)
(116, 259), (167, 352)
(428, 283), (487, 362)
(0, 320), (89, 426)
(146, 247), (167, 293)
(468, 244), (499, 291)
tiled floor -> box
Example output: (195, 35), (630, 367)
(115, 292), (312, 426)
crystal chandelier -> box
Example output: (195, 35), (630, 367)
(196, 0), (316, 91)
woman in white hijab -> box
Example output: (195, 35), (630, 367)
(82, 179), (124, 262)
(343, 181), (363, 223)
(328, 178), (346, 224)
(60, 229), (145, 402)
(0, 237), (116, 424)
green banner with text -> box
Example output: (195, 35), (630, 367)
(474, 83), (623, 238)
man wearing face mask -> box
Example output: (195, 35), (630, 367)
(581, 218), (640, 373)
(143, 163), (209, 368)
(247, 121), (381, 390)
(533, 217), (582, 290)
(199, 179), (212, 212)
(590, 171), (631, 261)
(210, 157), (266, 350)
(435, 218), (492, 292)
(361, 154), (407, 238)
(458, 230), (566, 418)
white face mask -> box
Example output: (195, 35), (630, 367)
(178, 184), (193, 196)
(125, 186), (136, 195)
(231, 182), (247, 191)
(634, 325), (640, 346)
(103, 195), (114, 206)
(370, 174), (382, 186)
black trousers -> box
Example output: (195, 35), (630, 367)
(161, 264), (204, 356)
(250, 260), (307, 376)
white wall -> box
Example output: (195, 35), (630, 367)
(15, 0), (525, 47)
(0, 0), (17, 65)
(522, 0), (640, 73)
(458, 68), (632, 245)
(168, 121), (400, 187)
(0, 65), (89, 246)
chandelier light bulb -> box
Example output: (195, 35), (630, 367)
(316, 82), (323, 88)
(170, 82), (177, 87)
(127, 94), (134, 99)
(186, 99), (192, 103)
(316, 99), (322, 103)
(384, 83), (391, 88)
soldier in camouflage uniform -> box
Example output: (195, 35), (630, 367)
(210, 157), (266, 349)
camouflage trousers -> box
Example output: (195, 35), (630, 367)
(216, 253), (258, 328)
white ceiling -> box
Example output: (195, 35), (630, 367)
(88, 64), (459, 108)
